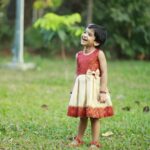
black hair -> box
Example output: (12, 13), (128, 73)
(87, 23), (107, 48)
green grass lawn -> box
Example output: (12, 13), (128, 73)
(0, 57), (150, 150)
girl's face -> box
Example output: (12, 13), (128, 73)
(81, 28), (95, 47)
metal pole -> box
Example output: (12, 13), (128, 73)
(12, 0), (24, 64)
(5, 0), (35, 70)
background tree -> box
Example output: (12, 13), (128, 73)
(34, 12), (83, 59)
(93, 0), (150, 59)
(87, 0), (93, 25)
(0, 0), (150, 60)
(24, 0), (34, 27)
(0, 0), (12, 51)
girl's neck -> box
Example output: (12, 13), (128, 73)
(83, 46), (95, 54)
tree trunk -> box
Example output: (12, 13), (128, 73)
(61, 42), (66, 60)
(6, 0), (16, 25)
(24, 0), (34, 28)
(87, 0), (93, 25)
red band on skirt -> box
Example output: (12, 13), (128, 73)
(67, 106), (114, 118)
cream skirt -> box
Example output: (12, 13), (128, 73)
(67, 69), (114, 118)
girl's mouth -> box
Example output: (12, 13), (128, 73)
(82, 37), (88, 41)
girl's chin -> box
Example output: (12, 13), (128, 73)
(81, 44), (88, 46)
(81, 41), (88, 45)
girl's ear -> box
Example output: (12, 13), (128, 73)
(94, 41), (100, 46)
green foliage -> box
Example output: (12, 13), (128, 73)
(93, 0), (150, 59)
(24, 27), (44, 49)
(0, 20), (12, 42)
(28, 0), (150, 59)
(0, 16), (12, 43)
(0, 0), (13, 50)
(33, 0), (62, 10)
(1, 0), (150, 59)
(34, 13), (83, 53)
(34, 13), (82, 32)
(0, 0), (10, 10)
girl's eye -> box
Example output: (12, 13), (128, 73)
(88, 33), (92, 36)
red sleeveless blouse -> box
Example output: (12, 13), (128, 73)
(76, 49), (101, 76)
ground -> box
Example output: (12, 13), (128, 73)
(0, 56), (150, 150)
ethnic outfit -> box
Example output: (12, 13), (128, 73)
(67, 49), (114, 118)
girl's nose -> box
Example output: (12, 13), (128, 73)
(83, 33), (87, 38)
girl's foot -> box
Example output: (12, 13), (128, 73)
(89, 141), (101, 149)
(69, 136), (84, 147)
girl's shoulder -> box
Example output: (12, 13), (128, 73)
(76, 50), (83, 58)
(77, 50), (83, 55)
(98, 49), (107, 61)
(98, 49), (105, 56)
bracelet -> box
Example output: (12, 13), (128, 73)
(100, 91), (107, 94)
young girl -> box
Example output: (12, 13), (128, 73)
(67, 24), (114, 149)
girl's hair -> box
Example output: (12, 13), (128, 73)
(87, 24), (107, 48)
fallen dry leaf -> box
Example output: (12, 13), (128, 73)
(102, 131), (114, 137)
(122, 106), (131, 111)
(143, 106), (149, 112)
(41, 104), (48, 110)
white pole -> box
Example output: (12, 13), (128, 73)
(12, 0), (24, 64)
(6, 0), (35, 70)
(18, 0), (24, 63)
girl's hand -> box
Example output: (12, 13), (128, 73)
(98, 93), (107, 103)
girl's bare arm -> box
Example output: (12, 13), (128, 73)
(98, 50), (108, 102)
